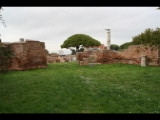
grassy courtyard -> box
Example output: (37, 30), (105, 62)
(0, 62), (159, 113)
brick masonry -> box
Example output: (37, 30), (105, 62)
(47, 54), (76, 63)
(0, 39), (48, 70)
(119, 45), (160, 65)
(77, 45), (160, 66)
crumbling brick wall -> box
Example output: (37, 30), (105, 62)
(96, 50), (121, 64)
(47, 53), (59, 63)
(119, 45), (160, 65)
(77, 50), (121, 65)
(1, 39), (48, 70)
(76, 45), (160, 66)
(47, 54), (76, 63)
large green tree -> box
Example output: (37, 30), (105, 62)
(120, 27), (160, 50)
(61, 34), (101, 54)
(132, 27), (160, 46)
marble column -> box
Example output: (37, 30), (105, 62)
(105, 29), (111, 50)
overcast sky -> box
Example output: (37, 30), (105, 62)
(0, 7), (160, 54)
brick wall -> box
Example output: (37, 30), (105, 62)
(119, 45), (160, 65)
(76, 45), (160, 66)
(47, 54), (76, 63)
(1, 39), (48, 70)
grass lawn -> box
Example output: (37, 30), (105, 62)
(0, 62), (160, 113)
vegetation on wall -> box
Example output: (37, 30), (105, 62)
(0, 44), (13, 72)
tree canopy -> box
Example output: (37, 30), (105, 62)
(61, 34), (101, 54)
(110, 44), (120, 51)
(0, 7), (6, 27)
(132, 27), (160, 46)
(120, 27), (160, 50)
(120, 42), (133, 50)
(0, 7), (6, 38)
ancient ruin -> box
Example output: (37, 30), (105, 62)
(47, 53), (76, 63)
(0, 39), (48, 70)
(77, 29), (160, 66)
(1, 29), (159, 71)
(119, 45), (160, 66)
(76, 45), (160, 66)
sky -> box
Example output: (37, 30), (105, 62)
(0, 7), (160, 54)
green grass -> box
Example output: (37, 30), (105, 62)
(0, 62), (160, 113)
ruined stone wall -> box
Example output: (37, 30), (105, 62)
(76, 45), (160, 66)
(47, 54), (76, 63)
(1, 39), (48, 70)
(76, 50), (100, 65)
(96, 50), (121, 64)
(119, 45), (160, 65)
(77, 50), (121, 65)
(47, 53), (59, 63)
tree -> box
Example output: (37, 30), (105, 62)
(120, 42), (133, 50)
(132, 27), (160, 46)
(0, 7), (6, 39)
(110, 44), (120, 51)
(120, 27), (160, 50)
(61, 34), (101, 54)
(0, 7), (6, 27)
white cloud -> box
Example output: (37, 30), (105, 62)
(0, 7), (160, 54)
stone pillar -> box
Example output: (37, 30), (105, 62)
(105, 29), (111, 50)
(141, 56), (146, 67)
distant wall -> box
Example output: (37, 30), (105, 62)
(76, 45), (160, 66)
(47, 54), (76, 63)
(119, 45), (160, 65)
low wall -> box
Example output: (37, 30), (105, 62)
(47, 54), (76, 63)
(76, 45), (160, 66)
